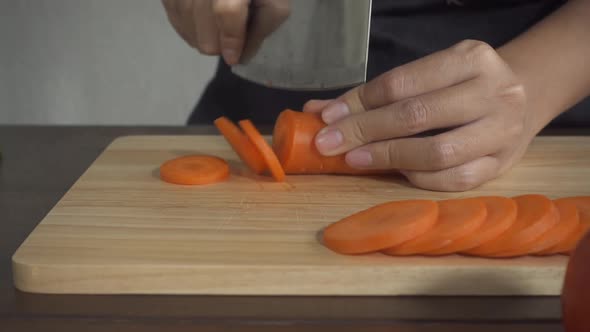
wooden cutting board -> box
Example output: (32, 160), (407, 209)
(12, 135), (590, 295)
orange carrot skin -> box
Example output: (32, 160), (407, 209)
(273, 109), (391, 175)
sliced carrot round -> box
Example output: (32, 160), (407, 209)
(465, 194), (559, 257)
(159, 155), (229, 185)
(323, 200), (438, 254)
(214, 116), (266, 174)
(554, 223), (590, 255)
(508, 199), (580, 256)
(272, 109), (316, 173)
(538, 196), (590, 255)
(485, 202), (563, 258)
(383, 198), (487, 256)
(427, 196), (517, 256)
(239, 119), (286, 182)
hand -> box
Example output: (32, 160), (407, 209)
(161, 0), (290, 65)
(304, 40), (533, 192)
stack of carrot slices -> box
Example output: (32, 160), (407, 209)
(323, 195), (590, 257)
(214, 116), (286, 182)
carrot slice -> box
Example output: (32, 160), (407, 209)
(485, 202), (564, 258)
(238, 119), (286, 182)
(322, 200), (438, 254)
(273, 109), (388, 175)
(503, 199), (580, 256)
(538, 196), (590, 255)
(427, 196), (517, 256)
(465, 194), (559, 257)
(214, 116), (266, 174)
(554, 223), (590, 255)
(383, 198), (487, 256)
(159, 155), (229, 185)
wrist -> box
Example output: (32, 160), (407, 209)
(497, 47), (557, 135)
(496, 0), (590, 132)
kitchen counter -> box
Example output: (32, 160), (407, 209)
(2, 125), (587, 332)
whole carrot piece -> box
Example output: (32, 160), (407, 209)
(272, 109), (390, 175)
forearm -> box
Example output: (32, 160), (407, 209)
(498, 0), (590, 132)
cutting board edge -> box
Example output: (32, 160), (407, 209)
(12, 256), (565, 296)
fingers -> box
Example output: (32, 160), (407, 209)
(162, 0), (198, 47)
(241, 0), (290, 61)
(302, 99), (335, 113)
(331, 40), (509, 115)
(193, 0), (221, 54)
(315, 78), (494, 155)
(401, 156), (500, 192)
(301, 39), (527, 192)
(162, 0), (250, 64)
(342, 115), (514, 171)
(212, 0), (250, 64)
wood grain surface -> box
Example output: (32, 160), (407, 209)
(11, 135), (590, 295)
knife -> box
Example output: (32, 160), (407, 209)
(231, 0), (372, 91)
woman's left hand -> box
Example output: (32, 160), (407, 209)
(304, 39), (534, 192)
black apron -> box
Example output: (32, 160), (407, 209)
(188, 0), (589, 128)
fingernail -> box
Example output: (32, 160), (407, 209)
(321, 101), (349, 124)
(346, 149), (373, 168)
(222, 48), (238, 65)
(315, 128), (343, 154)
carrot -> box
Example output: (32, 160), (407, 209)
(322, 200), (438, 254)
(214, 116), (266, 174)
(505, 199), (580, 256)
(465, 194), (559, 257)
(238, 119), (286, 182)
(538, 196), (590, 255)
(552, 223), (590, 255)
(382, 198), (487, 256)
(159, 155), (229, 185)
(485, 201), (566, 258)
(426, 196), (517, 256)
(272, 109), (389, 175)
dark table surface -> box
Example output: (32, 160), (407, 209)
(2, 125), (588, 332)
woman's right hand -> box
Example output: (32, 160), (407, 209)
(162, 0), (290, 65)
